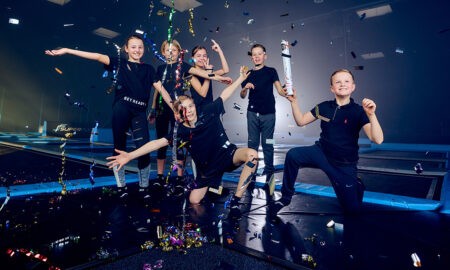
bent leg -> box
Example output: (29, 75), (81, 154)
(233, 148), (258, 197)
(189, 187), (208, 205)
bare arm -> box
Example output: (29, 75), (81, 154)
(153, 81), (174, 111)
(274, 80), (287, 97)
(190, 76), (211, 98)
(211, 39), (229, 75)
(220, 66), (250, 102)
(286, 89), (316, 127)
(106, 138), (169, 170)
(45, 48), (110, 65)
(188, 66), (232, 84)
(361, 98), (384, 144)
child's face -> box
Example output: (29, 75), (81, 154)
(180, 99), (197, 123)
(330, 72), (355, 97)
(192, 48), (208, 68)
(163, 43), (180, 62)
(125, 38), (144, 62)
(250, 47), (266, 66)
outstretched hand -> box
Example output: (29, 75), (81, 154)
(362, 98), (377, 115)
(106, 149), (131, 170)
(239, 66), (251, 80)
(45, 48), (67, 56)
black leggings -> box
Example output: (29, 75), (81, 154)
(112, 101), (150, 169)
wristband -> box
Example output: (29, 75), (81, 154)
(208, 73), (215, 77)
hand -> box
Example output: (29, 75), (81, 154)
(362, 98), (376, 115)
(204, 58), (214, 70)
(239, 66), (251, 80)
(106, 149), (131, 170)
(286, 89), (297, 102)
(216, 75), (232, 84)
(243, 82), (255, 91)
(45, 48), (67, 56)
(211, 39), (221, 53)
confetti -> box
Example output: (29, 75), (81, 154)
(247, 18), (255, 24)
(414, 163), (423, 174)
(54, 67), (63, 74)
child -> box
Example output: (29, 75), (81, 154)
(270, 69), (383, 215)
(107, 67), (256, 216)
(45, 35), (171, 199)
(150, 40), (231, 190)
(189, 39), (229, 110)
(240, 44), (286, 188)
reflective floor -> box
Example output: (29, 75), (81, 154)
(0, 133), (449, 270)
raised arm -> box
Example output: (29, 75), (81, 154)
(211, 40), (229, 75)
(106, 138), (169, 170)
(220, 66), (250, 102)
(45, 48), (110, 65)
(361, 98), (384, 144)
(286, 89), (316, 127)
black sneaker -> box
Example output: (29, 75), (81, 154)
(139, 187), (151, 200)
(269, 198), (290, 217)
(152, 174), (165, 189)
(228, 196), (241, 219)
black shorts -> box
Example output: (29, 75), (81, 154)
(194, 144), (239, 189)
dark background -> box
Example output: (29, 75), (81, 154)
(0, 0), (449, 144)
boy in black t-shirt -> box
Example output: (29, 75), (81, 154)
(240, 44), (286, 188)
(270, 69), (383, 216)
(107, 67), (256, 216)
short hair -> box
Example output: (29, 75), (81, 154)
(160, 39), (181, 54)
(191, 45), (207, 57)
(250, 44), (266, 55)
(330, 69), (355, 85)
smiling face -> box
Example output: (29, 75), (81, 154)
(180, 98), (197, 124)
(192, 48), (208, 68)
(250, 45), (267, 66)
(125, 37), (144, 62)
(330, 71), (356, 98)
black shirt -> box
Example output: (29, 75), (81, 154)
(241, 66), (279, 114)
(104, 57), (157, 111)
(311, 98), (370, 165)
(166, 98), (230, 176)
(190, 75), (213, 111)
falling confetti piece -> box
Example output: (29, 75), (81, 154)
(54, 67), (63, 74)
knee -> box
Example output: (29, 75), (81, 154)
(247, 148), (258, 163)
(189, 193), (202, 205)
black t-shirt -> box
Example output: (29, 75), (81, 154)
(190, 75), (213, 111)
(104, 57), (157, 110)
(241, 66), (279, 114)
(166, 98), (230, 176)
(155, 62), (192, 112)
(310, 98), (370, 164)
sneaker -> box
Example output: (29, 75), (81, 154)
(268, 197), (290, 217)
(152, 174), (165, 188)
(228, 196), (241, 219)
(139, 187), (151, 200)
